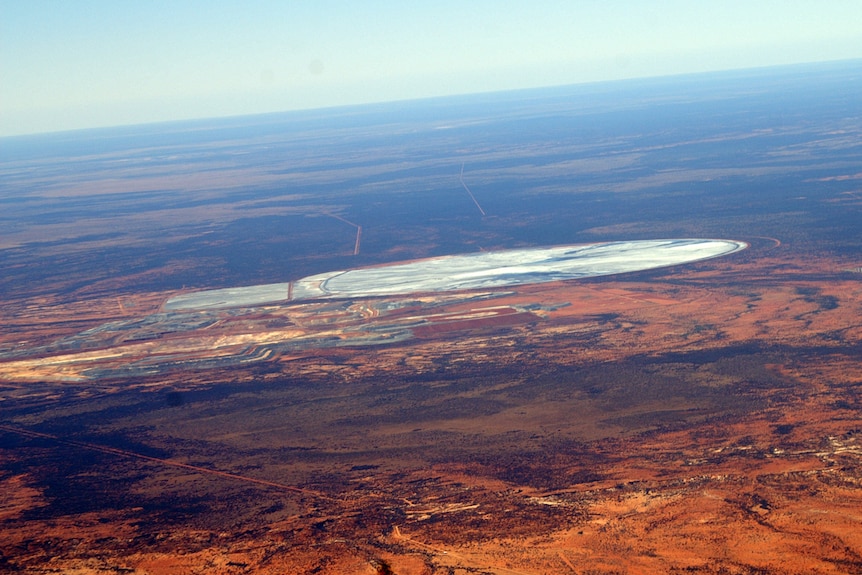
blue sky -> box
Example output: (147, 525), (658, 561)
(2, 1), (861, 136)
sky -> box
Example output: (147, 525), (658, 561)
(2, 1), (862, 137)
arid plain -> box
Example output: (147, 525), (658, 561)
(2, 62), (862, 574)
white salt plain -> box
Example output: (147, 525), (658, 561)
(165, 239), (747, 310)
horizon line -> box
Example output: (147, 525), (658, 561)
(2, 57), (860, 140)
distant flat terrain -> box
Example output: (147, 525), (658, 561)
(1, 61), (861, 574)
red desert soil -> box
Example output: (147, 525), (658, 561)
(1, 247), (862, 574)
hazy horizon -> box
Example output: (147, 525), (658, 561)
(2, 57), (860, 141)
(3, 1), (862, 137)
